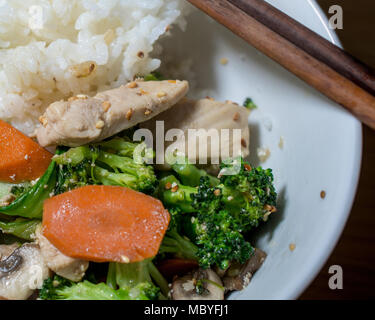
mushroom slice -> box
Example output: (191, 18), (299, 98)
(36, 80), (189, 147)
(0, 243), (19, 260)
(0, 243), (50, 300)
(223, 248), (267, 291)
(36, 228), (88, 282)
(171, 268), (224, 300)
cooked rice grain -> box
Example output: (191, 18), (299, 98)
(0, 0), (189, 134)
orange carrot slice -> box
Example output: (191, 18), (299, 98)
(0, 120), (52, 183)
(42, 185), (170, 263)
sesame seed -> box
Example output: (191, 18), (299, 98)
(320, 190), (326, 199)
(102, 101), (111, 112)
(144, 109), (152, 116)
(95, 120), (105, 129)
(165, 182), (172, 190)
(157, 91), (167, 98)
(289, 243), (296, 252)
(127, 82), (138, 89)
(121, 255), (130, 263)
(220, 58), (228, 65)
(227, 196), (234, 201)
(264, 204), (277, 213)
(171, 182), (179, 193)
(126, 108), (133, 120)
(257, 147), (271, 162)
(68, 96), (78, 102)
(39, 116), (48, 127)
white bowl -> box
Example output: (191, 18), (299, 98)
(163, 0), (362, 299)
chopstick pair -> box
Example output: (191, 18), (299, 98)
(188, 0), (375, 130)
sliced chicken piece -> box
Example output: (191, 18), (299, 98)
(36, 80), (189, 147)
(0, 243), (50, 300)
(36, 227), (88, 282)
(141, 98), (250, 167)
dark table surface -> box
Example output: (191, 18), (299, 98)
(300, 0), (375, 300)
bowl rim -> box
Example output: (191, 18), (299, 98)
(286, 0), (363, 299)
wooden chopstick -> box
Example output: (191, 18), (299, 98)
(187, 0), (375, 130)
(229, 0), (375, 96)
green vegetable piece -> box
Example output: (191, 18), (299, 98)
(158, 157), (277, 270)
(40, 275), (157, 300)
(243, 97), (257, 110)
(144, 71), (164, 81)
(0, 218), (40, 241)
(0, 161), (57, 219)
(171, 157), (219, 187)
(159, 208), (199, 261)
(107, 259), (168, 298)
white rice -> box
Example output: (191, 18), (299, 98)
(0, 0), (190, 135)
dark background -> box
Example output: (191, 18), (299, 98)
(300, 0), (375, 299)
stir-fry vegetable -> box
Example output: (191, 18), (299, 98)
(0, 218), (40, 241)
(42, 185), (170, 263)
(158, 157), (277, 270)
(0, 161), (57, 219)
(40, 274), (160, 300)
(0, 119), (52, 183)
(53, 138), (157, 194)
(107, 259), (168, 298)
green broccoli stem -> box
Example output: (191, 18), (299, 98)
(53, 146), (96, 166)
(0, 218), (41, 241)
(94, 166), (138, 189)
(107, 260), (169, 298)
(148, 261), (170, 297)
(159, 228), (199, 261)
(158, 176), (196, 212)
(171, 159), (219, 187)
(95, 137), (137, 157)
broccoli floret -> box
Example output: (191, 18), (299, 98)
(10, 183), (32, 199)
(158, 157), (277, 270)
(53, 137), (157, 194)
(220, 158), (277, 231)
(39, 275), (158, 300)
